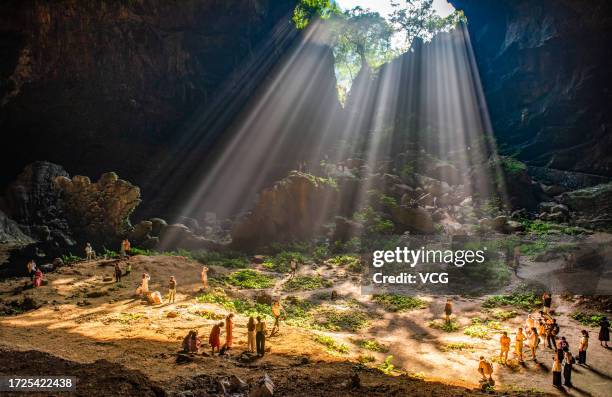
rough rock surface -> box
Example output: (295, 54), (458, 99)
(54, 172), (141, 246)
(557, 183), (612, 230)
(0, 209), (33, 245)
(390, 206), (435, 234)
(231, 172), (339, 250)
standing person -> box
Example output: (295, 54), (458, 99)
(168, 276), (177, 303)
(444, 298), (453, 323)
(247, 316), (256, 353)
(209, 322), (223, 356)
(515, 327), (526, 363)
(563, 351), (574, 387)
(529, 327), (539, 361)
(136, 273), (150, 296)
(255, 316), (267, 357)
(270, 298), (284, 336)
(121, 239), (131, 260)
(500, 332), (511, 365)
(525, 314), (535, 331)
(26, 260), (36, 281)
(559, 336), (569, 352)
(578, 330), (589, 365)
(477, 356), (493, 383)
(598, 316), (610, 347)
(512, 245), (521, 276)
(552, 355), (562, 388)
(182, 330), (201, 353)
(547, 319), (559, 349)
(85, 243), (94, 261)
(225, 313), (234, 350)
(542, 292), (552, 314)
(538, 319), (547, 347)
(200, 266), (209, 290)
(33, 268), (44, 288)
(289, 260), (298, 280)
(125, 261), (132, 276)
(114, 262), (122, 282)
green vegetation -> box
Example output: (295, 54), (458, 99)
(372, 294), (426, 312)
(292, 0), (339, 30)
(283, 275), (332, 291)
(378, 355), (395, 375)
(326, 254), (362, 272)
(357, 354), (376, 364)
(225, 270), (275, 289)
(60, 253), (81, 264)
(500, 156), (527, 175)
(194, 250), (249, 269)
(118, 312), (144, 324)
(102, 248), (119, 259)
(262, 251), (305, 273)
(353, 338), (389, 353)
(354, 206), (395, 235)
(571, 312), (606, 327)
(482, 286), (542, 311)
(464, 318), (503, 339)
(487, 308), (518, 321)
(314, 334), (349, 354)
(428, 319), (459, 332)
(442, 342), (474, 352)
(196, 291), (273, 318)
(314, 307), (369, 332)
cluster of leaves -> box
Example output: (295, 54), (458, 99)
(326, 254), (362, 272)
(314, 334), (349, 354)
(428, 319), (459, 332)
(500, 156), (527, 176)
(571, 312), (607, 327)
(487, 308), (518, 321)
(283, 275), (332, 291)
(193, 250), (249, 269)
(292, 0), (339, 30)
(353, 338), (389, 353)
(262, 251), (306, 273)
(313, 307), (369, 332)
(60, 253), (81, 264)
(442, 342), (474, 352)
(353, 206), (395, 235)
(357, 354), (376, 364)
(372, 294), (426, 312)
(463, 317), (503, 339)
(196, 291), (273, 318)
(378, 355), (396, 375)
(225, 270), (275, 289)
(117, 312), (144, 324)
(482, 287), (542, 311)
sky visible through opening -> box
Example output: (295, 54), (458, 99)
(336, 0), (456, 18)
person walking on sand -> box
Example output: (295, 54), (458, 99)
(563, 350), (574, 387)
(85, 243), (95, 261)
(247, 316), (256, 353)
(578, 330), (589, 365)
(209, 321), (223, 355)
(255, 316), (267, 357)
(114, 262), (122, 282)
(270, 298), (284, 336)
(477, 356), (493, 383)
(515, 327), (526, 363)
(201, 266), (209, 290)
(598, 316), (610, 347)
(542, 292), (552, 314)
(538, 319), (547, 347)
(168, 276), (177, 303)
(225, 313), (234, 350)
(500, 332), (511, 365)
(547, 319), (559, 349)
(529, 327), (539, 361)
(552, 355), (562, 388)
(444, 298), (453, 323)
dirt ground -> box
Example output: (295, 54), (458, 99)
(0, 253), (609, 396)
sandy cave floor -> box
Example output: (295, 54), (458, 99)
(0, 252), (610, 396)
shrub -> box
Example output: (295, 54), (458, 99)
(315, 335), (349, 354)
(488, 308), (518, 321)
(194, 250), (249, 268)
(463, 318), (504, 339)
(314, 307), (369, 332)
(372, 294), (426, 312)
(354, 338), (388, 352)
(283, 275), (332, 291)
(378, 355), (395, 375)
(130, 247), (154, 256)
(357, 355), (376, 364)
(60, 253), (81, 264)
(196, 291), (272, 318)
(225, 270), (275, 289)
(326, 254), (362, 272)
(428, 319), (459, 332)
(442, 342), (474, 351)
(571, 312), (606, 327)
(482, 287), (541, 311)
(262, 251), (305, 273)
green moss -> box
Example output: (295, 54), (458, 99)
(500, 157), (527, 175)
(225, 270), (275, 289)
(372, 294), (426, 312)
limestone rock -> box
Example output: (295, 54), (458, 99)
(0, 210), (34, 245)
(390, 206), (435, 234)
(557, 183), (612, 230)
(149, 218), (168, 236)
(54, 172), (141, 246)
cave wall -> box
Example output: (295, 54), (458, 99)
(0, 0), (296, 218)
(450, 0), (612, 176)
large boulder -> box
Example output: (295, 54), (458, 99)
(231, 172), (339, 250)
(390, 206), (435, 234)
(557, 183), (612, 230)
(0, 210), (34, 245)
(54, 171), (141, 246)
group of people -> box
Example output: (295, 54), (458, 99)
(488, 293), (611, 390)
(182, 314), (269, 357)
(132, 265), (211, 306)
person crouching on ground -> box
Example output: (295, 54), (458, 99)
(477, 356), (493, 383)
(209, 321), (223, 356)
(168, 276), (177, 303)
(33, 268), (44, 288)
(136, 273), (150, 297)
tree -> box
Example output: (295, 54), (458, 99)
(390, 0), (466, 46)
(292, 0), (339, 30)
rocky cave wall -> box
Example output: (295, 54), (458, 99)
(450, 0), (612, 176)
